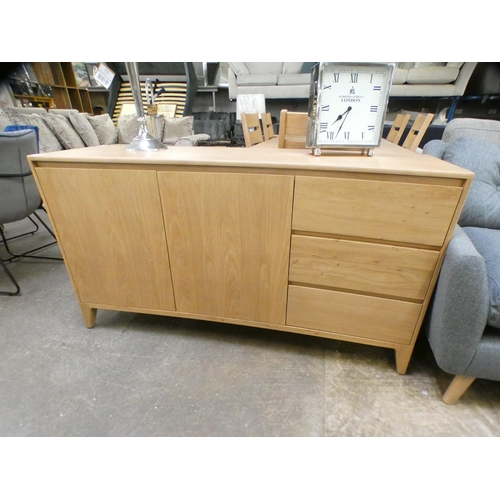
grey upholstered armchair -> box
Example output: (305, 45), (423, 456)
(0, 128), (60, 295)
(422, 118), (500, 403)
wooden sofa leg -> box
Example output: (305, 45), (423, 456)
(442, 375), (476, 404)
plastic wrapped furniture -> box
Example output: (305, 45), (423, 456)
(422, 119), (500, 403)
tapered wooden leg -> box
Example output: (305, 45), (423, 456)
(80, 303), (97, 328)
(394, 345), (414, 374)
(442, 375), (476, 405)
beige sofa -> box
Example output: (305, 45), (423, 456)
(0, 107), (208, 154)
(390, 62), (477, 97)
(227, 62), (312, 100)
(227, 62), (478, 101)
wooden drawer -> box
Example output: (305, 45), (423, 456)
(287, 285), (421, 344)
(289, 235), (439, 300)
(292, 176), (462, 246)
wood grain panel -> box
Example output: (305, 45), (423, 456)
(289, 235), (439, 300)
(287, 285), (421, 344)
(293, 176), (462, 246)
(158, 172), (294, 324)
(35, 168), (175, 311)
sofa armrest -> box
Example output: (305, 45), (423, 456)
(425, 225), (489, 374)
(422, 139), (447, 159)
(174, 133), (210, 146)
(452, 62), (478, 96)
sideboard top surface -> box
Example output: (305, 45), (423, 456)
(28, 139), (473, 180)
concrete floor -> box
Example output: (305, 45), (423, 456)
(1, 212), (499, 437)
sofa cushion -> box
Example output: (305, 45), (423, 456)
(69, 112), (100, 147)
(238, 74), (278, 86)
(49, 109), (79, 117)
(282, 62), (304, 74)
(463, 226), (500, 330)
(277, 73), (310, 85)
(2, 109), (63, 153)
(407, 66), (459, 84)
(86, 113), (118, 145)
(443, 136), (500, 228)
(175, 133), (210, 146)
(244, 62), (283, 75)
(41, 112), (86, 149)
(117, 113), (166, 144)
(162, 116), (194, 145)
(443, 118), (500, 147)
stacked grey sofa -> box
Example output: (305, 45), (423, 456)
(422, 118), (500, 403)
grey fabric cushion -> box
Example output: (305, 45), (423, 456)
(443, 118), (500, 147)
(117, 114), (165, 144)
(442, 136), (500, 228)
(422, 139), (447, 159)
(86, 113), (118, 145)
(41, 113), (86, 149)
(2, 109), (63, 153)
(117, 113), (140, 144)
(162, 116), (194, 145)
(463, 226), (500, 330)
(69, 112), (100, 147)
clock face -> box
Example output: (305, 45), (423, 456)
(307, 63), (394, 149)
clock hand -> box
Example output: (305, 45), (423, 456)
(331, 107), (351, 126)
(331, 114), (343, 125)
(335, 106), (352, 138)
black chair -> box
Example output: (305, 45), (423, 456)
(0, 129), (61, 296)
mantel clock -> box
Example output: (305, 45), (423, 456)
(306, 62), (395, 156)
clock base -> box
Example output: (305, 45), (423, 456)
(312, 147), (375, 157)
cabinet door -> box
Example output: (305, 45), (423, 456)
(158, 172), (294, 324)
(36, 167), (175, 311)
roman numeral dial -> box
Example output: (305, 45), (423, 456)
(310, 63), (394, 149)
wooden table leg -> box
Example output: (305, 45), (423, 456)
(394, 344), (414, 374)
(442, 375), (476, 404)
(80, 303), (97, 328)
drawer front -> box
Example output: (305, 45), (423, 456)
(293, 176), (462, 246)
(289, 235), (439, 300)
(287, 285), (421, 344)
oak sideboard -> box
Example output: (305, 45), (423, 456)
(28, 139), (473, 374)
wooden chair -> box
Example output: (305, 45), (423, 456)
(241, 112), (263, 147)
(261, 112), (275, 141)
(401, 113), (434, 152)
(277, 110), (308, 149)
(386, 113), (411, 145)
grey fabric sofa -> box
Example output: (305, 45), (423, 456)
(0, 107), (209, 153)
(422, 118), (500, 403)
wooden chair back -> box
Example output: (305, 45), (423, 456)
(277, 110), (308, 149)
(386, 113), (411, 145)
(261, 112), (274, 141)
(402, 113), (434, 152)
(241, 112), (263, 147)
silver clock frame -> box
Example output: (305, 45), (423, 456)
(306, 62), (395, 156)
